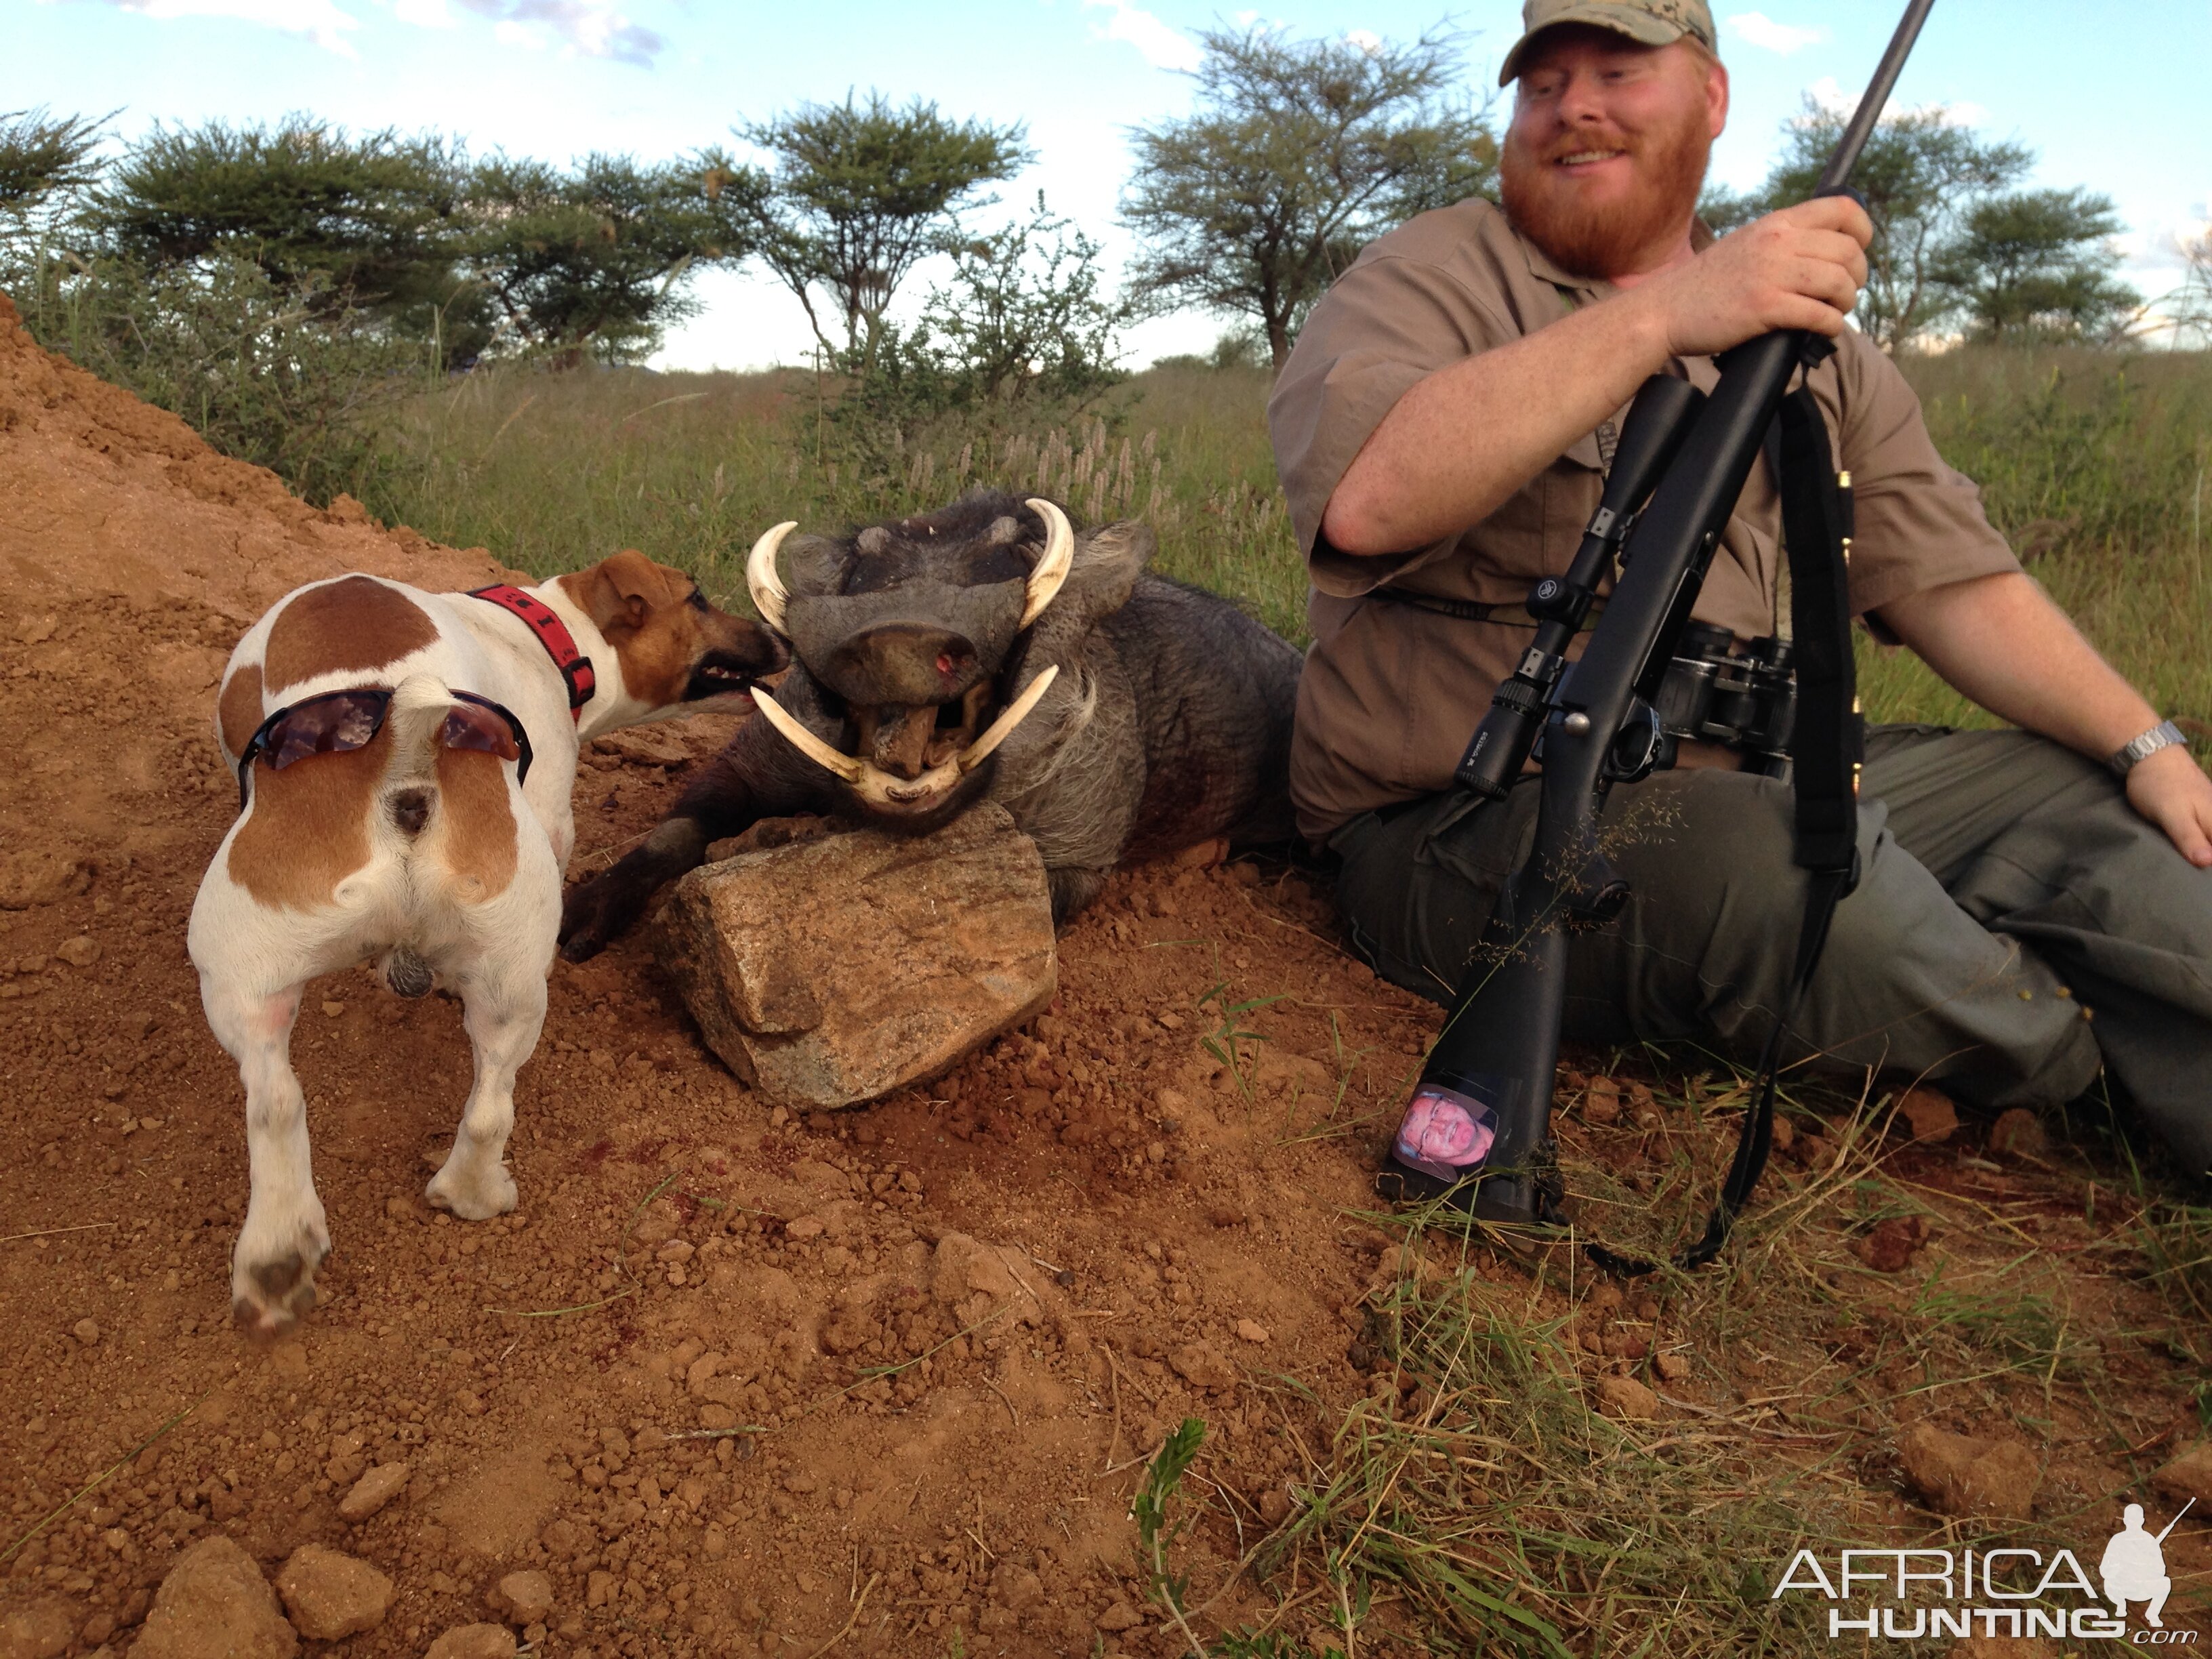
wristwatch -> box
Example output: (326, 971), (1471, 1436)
(2109, 719), (2187, 778)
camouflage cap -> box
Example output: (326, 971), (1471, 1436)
(1498, 0), (1719, 85)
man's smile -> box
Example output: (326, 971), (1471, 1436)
(1555, 148), (1631, 170)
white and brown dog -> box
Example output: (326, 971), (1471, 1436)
(188, 554), (785, 1333)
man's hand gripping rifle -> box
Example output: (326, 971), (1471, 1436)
(1378, 0), (1938, 1270)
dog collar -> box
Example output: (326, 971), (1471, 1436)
(467, 585), (596, 721)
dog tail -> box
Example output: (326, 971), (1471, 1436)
(382, 672), (457, 840)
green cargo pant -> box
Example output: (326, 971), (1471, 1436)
(1330, 725), (2212, 1175)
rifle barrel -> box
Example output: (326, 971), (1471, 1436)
(2155, 1496), (2196, 1544)
(1815, 0), (1939, 192)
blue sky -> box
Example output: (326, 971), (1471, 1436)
(13, 0), (2210, 369)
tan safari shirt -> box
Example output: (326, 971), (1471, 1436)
(1269, 197), (2022, 842)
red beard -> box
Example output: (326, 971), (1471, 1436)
(1499, 106), (1712, 280)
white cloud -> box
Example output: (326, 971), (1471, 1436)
(453, 0), (665, 65)
(492, 17), (539, 47)
(394, 0), (452, 25)
(1725, 12), (1826, 55)
(89, 0), (362, 56)
(1233, 7), (1260, 22)
(1803, 77), (1985, 127)
(1082, 0), (1202, 71)
(1345, 27), (1382, 54)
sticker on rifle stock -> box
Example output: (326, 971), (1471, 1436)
(1392, 1084), (1502, 1182)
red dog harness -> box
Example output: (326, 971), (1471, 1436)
(467, 585), (596, 722)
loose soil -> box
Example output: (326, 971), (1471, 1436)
(1, 295), (2206, 1658)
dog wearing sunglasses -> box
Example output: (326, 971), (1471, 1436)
(188, 552), (786, 1334)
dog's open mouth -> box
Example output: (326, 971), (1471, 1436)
(682, 654), (760, 705)
(752, 665), (1059, 817)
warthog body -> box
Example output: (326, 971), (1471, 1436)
(558, 489), (1302, 957)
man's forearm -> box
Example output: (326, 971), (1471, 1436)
(1875, 572), (2158, 758)
(1322, 287), (1672, 556)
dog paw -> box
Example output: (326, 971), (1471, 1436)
(231, 1218), (329, 1338)
(425, 1155), (519, 1222)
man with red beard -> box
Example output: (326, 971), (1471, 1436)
(1270, 0), (2212, 1178)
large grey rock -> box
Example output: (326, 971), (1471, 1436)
(132, 1536), (298, 1659)
(655, 803), (1056, 1108)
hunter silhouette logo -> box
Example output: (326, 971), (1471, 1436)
(2102, 1499), (2194, 1629)
(1772, 1497), (2202, 1641)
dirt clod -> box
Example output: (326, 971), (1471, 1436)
(132, 1537), (298, 1659)
(70, 1318), (98, 1345)
(1170, 1343), (1237, 1392)
(1853, 1214), (1931, 1273)
(0, 1598), (76, 1659)
(1896, 1423), (2041, 1519)
(274, 1545), (394, 1640)
(1988, 1107), (2051, 1159)
(336, 1460), (411, 1521)
(1595, 1376), (1659, 1420)
(487, 1570), (555, 1627)
(424, 1624), (516, 1659)
(1898, 1085), (1959, 1143)
(2152, 1440), (2212, 1509)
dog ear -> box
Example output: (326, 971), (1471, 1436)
(569, 549), (684, 639)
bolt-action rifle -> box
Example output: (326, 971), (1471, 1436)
(1378, 0), (1939, 1269)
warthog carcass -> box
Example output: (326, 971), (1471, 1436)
(558, 489), (1302, 957)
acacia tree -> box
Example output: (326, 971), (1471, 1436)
(830, 194), (1132, 483)
(1120, 22), (1496, 370)
(1719, 99), (2031, 351)
(2176, 229), (2212, 346)
(85, 118), (473, 335)
(464, 152), (762, 363)
(733, 93), (1032, 363)
(0, 107), (106, 228)
(1934, 187), (2142, 344)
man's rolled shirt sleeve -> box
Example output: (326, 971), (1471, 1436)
(1271, 253), (1516, 596)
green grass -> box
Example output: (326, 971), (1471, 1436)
(367, 346), (2212, 741)
(1860, 348), (2212, 731)
(363, 359), (1311, 642)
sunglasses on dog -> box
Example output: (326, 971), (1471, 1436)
(234, 687), (534, 811)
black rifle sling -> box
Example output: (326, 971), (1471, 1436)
(1591, 378), (1864, 1276)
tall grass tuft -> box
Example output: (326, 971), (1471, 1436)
(1253, 1249), (1864, 1656)
(1856, 349), (2212, 731)
(365, 356), (1315, 639)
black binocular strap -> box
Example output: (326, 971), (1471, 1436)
(1593, 381), (1864, 1276)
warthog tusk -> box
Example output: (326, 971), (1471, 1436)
(747, 520), (795, 634)
(750, 693), (861, 782)
(959, 663), (1059, 771)
(1021, 498), (1073, 629)
(753, 663), (1061, 796)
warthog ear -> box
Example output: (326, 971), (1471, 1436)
(1017, 518), (1152, 663)
(1063, 520), (1151, 619)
